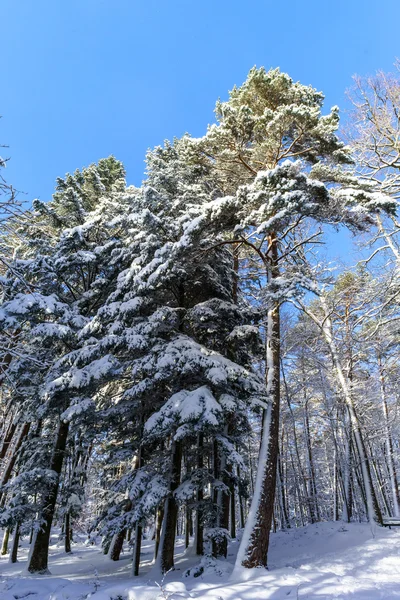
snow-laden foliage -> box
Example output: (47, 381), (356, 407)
(0, 67), (398, 580)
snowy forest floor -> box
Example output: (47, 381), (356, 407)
(1, 522), (400, 599)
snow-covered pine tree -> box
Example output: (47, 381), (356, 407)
(165, 67), (396, 568)
(53, 142), (265, 574)
(0, 156), (135, 572)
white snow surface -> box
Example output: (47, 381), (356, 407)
(1, 521), (400, 599)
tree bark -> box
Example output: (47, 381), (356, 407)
(195, 433), (204, 556)
(154, 504), (164, 561)
(236, 235), (280, 568)
(157, 439), (182, 573)
(0, 422), (31, 503)
(0, 421), (16, 460)
(1, 527), (10, 555)
(65, 512), (71, 553)
(306, 298), (382, 525)
(132, 523), (142, 576)
(109, 499), (132, 561)
(379, 357), (400, 516)
(230, 474), (236, 539)
(10, 523), (20, 563)
(185, 506), (191, 549)
(27, 419), (69, 573)
(303, 396), (320, 522)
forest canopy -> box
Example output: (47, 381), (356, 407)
(0, 65), (399, 579)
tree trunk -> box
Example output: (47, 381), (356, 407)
(1, 527), (10, 555)
(65, 512), (71, 553)
(303, 397), (320, 522)
(132, 523), (142, 576)
(238, 465), (246, 530)
(315, 299), (382, 525)
(154, 504), (164, 561)
(236, 235), (280, 568)
(282, 362), (314, 523)
(277, 452), (290, 529)
(109, 499), (132, 561)
(102, 537), (112, 555)
(0, 423), (31, 503)
(185, 506), (190, 549)
(379, 357), (400, 516)
(230, 475), (236, 539)
(342, 415), (353, 522)
(0, 421), (16, 460)
(27, 419), (69, 573)
(212, 438), (230, 559)
(157, 439), (182, 573)
(194, 433), (204, 556)
(10, 523), (20, 563)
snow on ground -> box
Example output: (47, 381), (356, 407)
(1, 522), (400, 599)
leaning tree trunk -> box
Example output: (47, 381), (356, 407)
(379, 356), (400, 517)
(236, 235), (280, 569)
(0, 422), (31, 503)
(157, 439), (182, 573)
(27, 419), (69, 573)
(0, 420), (17, 461)
(319, 301), (382, 525)
(109, 499), (132, 561)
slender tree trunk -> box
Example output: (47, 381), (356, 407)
(317, 299), (382, 525)
(132, 524), (142, 576)
(185, 506), (190, 549)
(371, 449), (391, 517)
(379, 358), (400, 516)
(303, 397), (320, 522)
(282, 362), (314, 523)
(1, 527), (10, 555)
(102, 537), (112, 555)
(109, 531), (124, 562)
(291, 448), (305, 527)
(157, 440), (182, 573)
(236, 235), (280, 568)
(230, 475), (236, 539)
(129, 449), (143, 575)
(9, 523), (20, 563)
(237, 465), (245, 529)
(154, 504), (164, 561)
(109, 499), (132, 561)
(27, 419), (69, 573)
(277, 452), (290, 529)
(65, 512), (71, 553)
(342, 414), (353, 522)
(212, 437), (230, 559)
(0, 421), (16, 461)
(333, 446), (339, 521)
(0, 423), (31, 503)
(195, 433), (204, 556)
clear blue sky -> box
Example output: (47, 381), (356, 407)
(2, 0), (400, 209)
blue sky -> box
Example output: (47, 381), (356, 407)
(2, 0), (399, 214)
